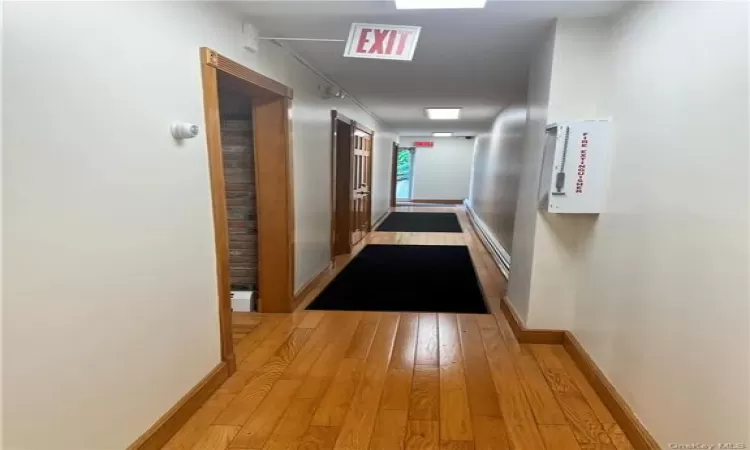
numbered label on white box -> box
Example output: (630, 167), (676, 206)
(538, 120), (612, 214)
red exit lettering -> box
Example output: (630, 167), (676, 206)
(576, 133), (589, 194)
(356, 29), (412, 56)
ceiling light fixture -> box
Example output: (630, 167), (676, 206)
(425, 108), (462, 120)
(395, 0), (487, 9)
(432, 132), (453, 137)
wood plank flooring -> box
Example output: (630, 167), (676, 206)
(169, 206), (633, 450)
(232, 313), (262, 345)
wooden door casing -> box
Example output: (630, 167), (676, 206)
(330, 110), (375, 257)
(389, 142), (398, 207)
(333, 118), (353, 256)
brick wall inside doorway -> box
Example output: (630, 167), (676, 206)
(219, 90), (257, 291)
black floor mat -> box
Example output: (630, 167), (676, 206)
(307, 245), (488, 314)
(376, 212), (462, 233)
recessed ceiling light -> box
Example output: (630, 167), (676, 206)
(432, 132), (453, 137)
(425, 108), (461, 120)
(395, 0), (487, 9)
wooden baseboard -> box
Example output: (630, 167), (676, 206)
(127, 361), (229, 450)
(499, 296), (565, 344)
(499, 295), (658, 449)
(467, 200), (659, 450)
(405, 199), (464, 205)
(293, 263), (333, 309)
(371, 210), (390, 230)
(562, 333), (660, 450)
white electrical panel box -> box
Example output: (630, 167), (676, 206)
(538, 120), (611, 214)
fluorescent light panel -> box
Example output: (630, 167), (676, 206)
(395, 0), (486, 9)
(432, 132), (453, 137)
(425, 108), (461, 120)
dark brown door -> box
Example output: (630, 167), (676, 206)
(351, 132), (372, 245)
(332, 118), (353, 256)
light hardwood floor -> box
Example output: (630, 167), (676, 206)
(165, 206), (633, 450)
(232, 313), (262, 345)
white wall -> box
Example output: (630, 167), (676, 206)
(371, 132), (396, 221)
(505, 24), (556, 322)
(572, 3), (749, 446)
(3, 2), (391, 449)
(400, 136), (474, 200)
(508, 3), (749, 447)
(282, 60), (394, 290)
(468, 108), (527, 257)
(525, 17), (614, 330)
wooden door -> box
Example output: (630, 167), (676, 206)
(332, 118), (353, 256)
(351, 132), (372, 245)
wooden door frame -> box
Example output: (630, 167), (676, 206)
(390, 142), (398, 207)
(330, 110), (375, 260)
(200, 48), (295, 373)
(330, 110), (354, 258)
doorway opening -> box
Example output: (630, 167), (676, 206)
(218, 80), (258, 313)
(396, 147), (415, 201)
(200, 48), (295, 373)
(331, 110), (374, 258)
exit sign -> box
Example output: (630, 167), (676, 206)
(414, 141), (434, 147)
(343, 23), (422, 61)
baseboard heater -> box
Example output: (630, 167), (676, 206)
(463, 200), (511, 278)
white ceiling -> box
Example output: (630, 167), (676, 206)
(226, 0), (624, 134)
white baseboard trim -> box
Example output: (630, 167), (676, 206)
(231, 291), (256, 312)
(463, 200), (511, 278)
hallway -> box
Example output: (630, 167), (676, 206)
(165, 207), (632, 450)
(5, 1), (748, 449)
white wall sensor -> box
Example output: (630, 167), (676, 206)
(171, 122), (199, 140)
